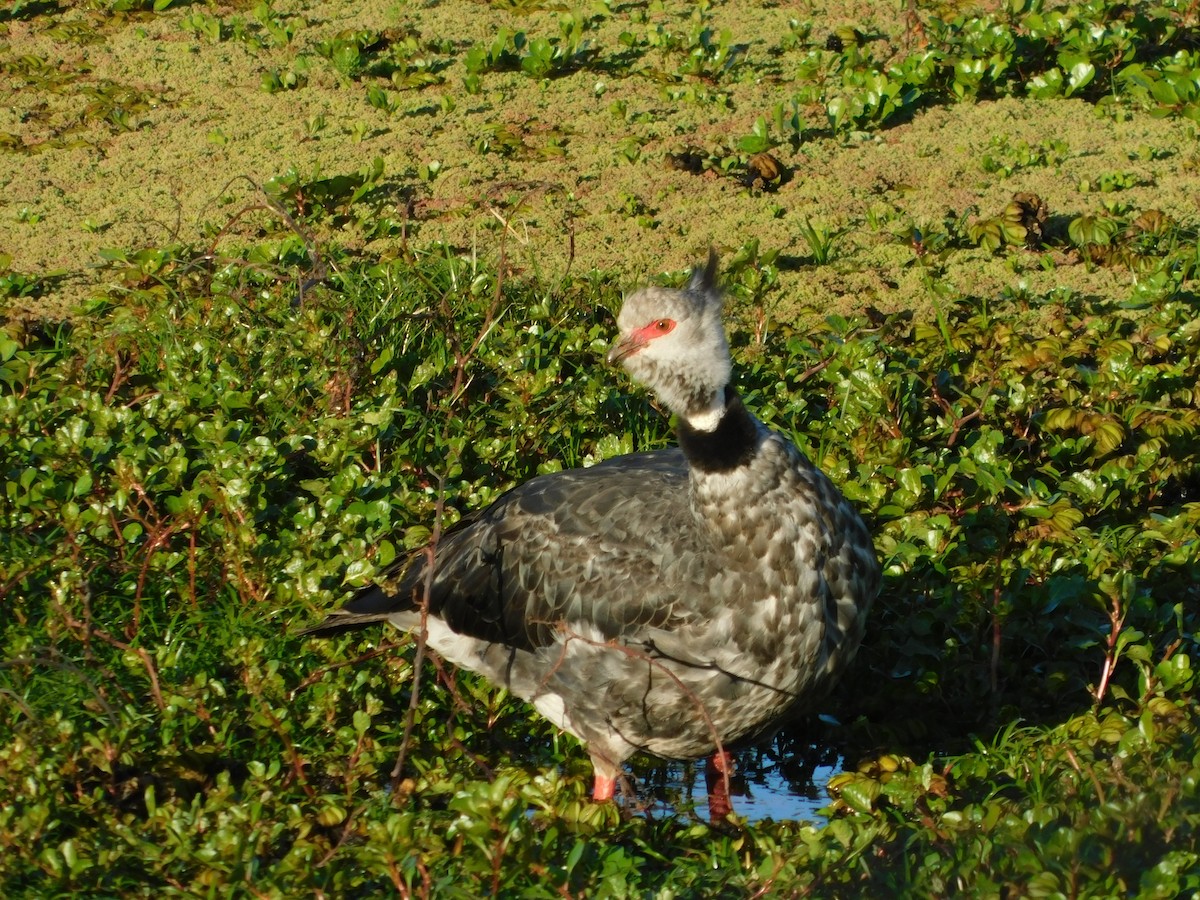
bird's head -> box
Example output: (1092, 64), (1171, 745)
(608, 250), (732, 430)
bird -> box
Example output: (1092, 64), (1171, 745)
(304, 250), (881, 818)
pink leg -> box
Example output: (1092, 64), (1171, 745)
(705, 750), (735, 820)
(592, 774), (616, 802)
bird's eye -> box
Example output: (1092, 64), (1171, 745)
(654, 319), (674, 333)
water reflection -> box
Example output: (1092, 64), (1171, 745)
(628, 735), (844, 822)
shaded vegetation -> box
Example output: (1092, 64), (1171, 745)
(3, 232), (1199, 892)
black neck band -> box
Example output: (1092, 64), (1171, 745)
(676, 386), (760, 473)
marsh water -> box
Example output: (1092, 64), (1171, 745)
(630, 737), (845, 823)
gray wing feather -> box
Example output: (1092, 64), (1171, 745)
(307, 449), (700, 650)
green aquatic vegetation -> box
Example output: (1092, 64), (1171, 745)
(0, 258), (52, 301)
(178, 1), (298, 49)
(464, 15), (595, 84)
(1119, 50), (1200, 122)
(1078, 170), (1151, 193)
(3, 0), (1200, 892)
(261, 59), (309, 94)
(178, 10), (225, 43)
(252, 0), (298, 48)
(316, 27), (446, 88)
(630, 3), (747, 86)
(980, 136), (1070, 178)
(0, 53), (87, 92)
(473, 121), (569, 160)
(796, 217), (843, 265)
(812, 0), (1200, 133)
(316, 29), (381, 79)
(79, 79), (164, 132)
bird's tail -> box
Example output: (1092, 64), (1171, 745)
(298, 554), (428, 636)
(297, 605), (397, 636)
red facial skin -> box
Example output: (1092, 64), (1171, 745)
(608, 318), (676, 364)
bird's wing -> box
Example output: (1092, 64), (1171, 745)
(308, 449), (709, 650)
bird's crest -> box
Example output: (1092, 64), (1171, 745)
(684, 248), (722, 317)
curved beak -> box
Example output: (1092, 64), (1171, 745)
(606, 333), (645, 366)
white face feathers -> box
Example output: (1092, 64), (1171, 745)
(608, 251), (732, 430)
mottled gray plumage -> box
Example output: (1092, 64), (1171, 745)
(305, 251), (881, 796)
